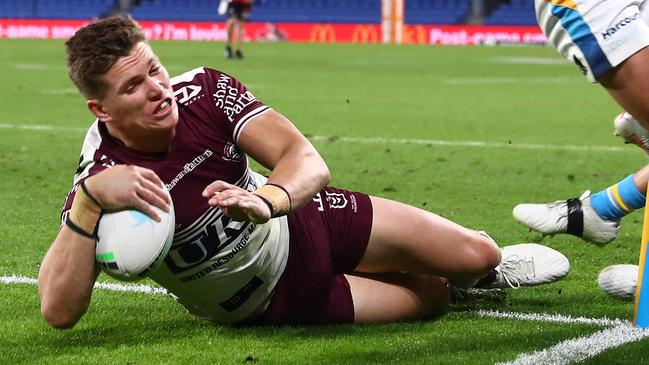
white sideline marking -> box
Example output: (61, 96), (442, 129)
(15, 63), (47, 70)
(1, 275), (167, 295)
(493, 56), (569, 65)
(0, 122), (629, 153)
(0, 123), (85, 132)
(3, 274), (647, 364)
(443, 76), (577, 84)
(42, 88), (78, 95)
(14, 63), (66, 71)
(309, 135), (626, 153)
(497, 324), (649, 365)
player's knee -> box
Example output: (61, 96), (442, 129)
(459, 232), (501, 277)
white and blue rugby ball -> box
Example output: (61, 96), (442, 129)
(96, 202), (175, 281)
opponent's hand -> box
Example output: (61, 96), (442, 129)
(202, 180), (271, 223)
(84, 165), (171, 221)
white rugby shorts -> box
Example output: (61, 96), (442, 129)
(536, 0), (649, 82)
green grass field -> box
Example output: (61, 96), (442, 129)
(2, 38), (649, 364)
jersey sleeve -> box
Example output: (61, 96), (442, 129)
(171, 67), (271, 145)
(204, 68), (272, 144)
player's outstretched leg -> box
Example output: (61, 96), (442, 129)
(614, 112), (649, 155)
(513, 191), (620, 245)
(482, 243), (569, 289)
(597, 264), (638, 300)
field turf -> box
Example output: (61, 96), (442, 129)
(1, 38), (648, 364)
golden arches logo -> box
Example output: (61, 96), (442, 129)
(351, 25), (379, 43)
(310, 24), (336, 43)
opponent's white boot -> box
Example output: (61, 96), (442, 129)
(597, 264), (638, 300)
(487, 243), (569, 289)
(614, 112), (649, 155)
(512, 191), (619, 245)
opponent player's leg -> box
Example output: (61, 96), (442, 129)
(346, 272), (450, 324)
(601, 47), (649, 134)
(225, 17), (235, 58)
(356, 196), (502, 288)
(234, 19), (244, 58)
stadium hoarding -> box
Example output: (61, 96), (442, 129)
(0, 19), (546, 45)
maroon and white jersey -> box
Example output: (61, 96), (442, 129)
(61, 67), (289, 323)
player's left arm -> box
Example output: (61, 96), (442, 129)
(203, 110), (329, 221)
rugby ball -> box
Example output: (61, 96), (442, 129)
(96, 202), (175, 281)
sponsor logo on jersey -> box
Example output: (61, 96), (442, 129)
(165, 213), (256, 279)
(174, 85), (203, 105)
(166, 149), (213, 191)
(601, 13), (639, 40)
(219, 276), (264, 312)
(212, 74), (258, 123)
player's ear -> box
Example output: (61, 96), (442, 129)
(87, 99), (112, 123)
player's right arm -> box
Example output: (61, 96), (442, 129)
(39, 228), (100, 329)
(39, 165), (171, 329)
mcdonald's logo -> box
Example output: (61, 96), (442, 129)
(351, 25), (379, 43)
(310, 24), (336, 43)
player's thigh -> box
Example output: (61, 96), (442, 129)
(346, 272), (450, 324)
(355, 196), (500, 276)
(601, 47), (649, 128)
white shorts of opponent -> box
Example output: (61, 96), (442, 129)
(536, 0), (649, 82)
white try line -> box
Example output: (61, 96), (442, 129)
(1, 274), (625, 325)
(3, 274), (646, 364)
(1, 274), (168, 295)
(497, 324), (649, 365)
(475, 309), (629, 327)
(0, 122), (629, 153)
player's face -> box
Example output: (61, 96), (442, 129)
(92, 42), (178, 138)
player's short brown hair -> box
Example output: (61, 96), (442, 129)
(65, 16), (146, 99)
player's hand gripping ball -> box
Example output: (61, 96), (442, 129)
(95, 199), (175, 281)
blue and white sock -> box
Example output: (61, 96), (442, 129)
(590, 174), (646, 221)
